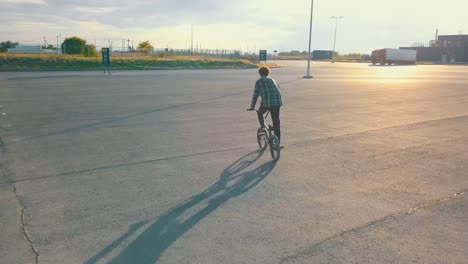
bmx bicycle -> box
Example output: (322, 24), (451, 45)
(247, 108), (281, 161)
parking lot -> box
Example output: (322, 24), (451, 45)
(1, 61), (467, 263)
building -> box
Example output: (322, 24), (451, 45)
(400, 34), (468, 63)
(7, 45), (43, 54)
(312, 50), (333, 60)
(7, 45), (62, 54)
(437, 35), (468, 62)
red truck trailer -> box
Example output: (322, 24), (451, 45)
(371, 48), (417, 65)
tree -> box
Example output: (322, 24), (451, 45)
(0, 41), (19, 52)
(137, 41), (154, 55)
(61, 36), (86, 54)
(82, 44), (98, 57)
(42, 44), (55, 49)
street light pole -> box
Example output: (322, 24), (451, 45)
(304, 0), (314, 79)
(331, 16), (343, 63)
(57, 34), (62, 53)
(190, 24), (193, 56)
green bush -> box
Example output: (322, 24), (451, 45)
(82, 44), (98, 57)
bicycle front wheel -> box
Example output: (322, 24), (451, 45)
(269, 135), (280, 161)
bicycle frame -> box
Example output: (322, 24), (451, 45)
(260, 110), (275, 134)
(250, 108), (280, 161)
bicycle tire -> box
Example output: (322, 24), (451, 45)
(269, 135), (280, 161)
(257, 129), (268, 151)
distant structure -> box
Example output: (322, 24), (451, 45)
(7, 45), (43, 54)
(7, 45), (62, 54)
(312, 50), (333, 60)
(400, 32), (468, 63)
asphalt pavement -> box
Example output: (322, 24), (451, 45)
(1, 61), (467, 264)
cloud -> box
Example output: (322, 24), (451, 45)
(1, 0), (467, 53)
(0, 0), (45, 4)
(74, 6), (114, 14)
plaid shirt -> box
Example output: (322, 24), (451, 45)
(251, 77), (283, 108)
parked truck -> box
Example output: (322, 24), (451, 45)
(371, 48), (417, 65)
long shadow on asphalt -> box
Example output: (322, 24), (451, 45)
(85, 150), (276, 264)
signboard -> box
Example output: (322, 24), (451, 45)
(259, 50), (267, 63)
(101, 48), (111, 66)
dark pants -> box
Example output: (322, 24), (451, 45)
(257, 105), (281, 142)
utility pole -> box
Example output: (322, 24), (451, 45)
(127, 39), (130, 52)
(304, 0), (314, 79)
(331, 16), (343, 63)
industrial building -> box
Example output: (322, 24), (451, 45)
(400, 34), (468, 63)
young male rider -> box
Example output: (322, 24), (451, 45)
(247, 66), (283, 144)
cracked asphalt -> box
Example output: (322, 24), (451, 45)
(1, 61), (467, 264)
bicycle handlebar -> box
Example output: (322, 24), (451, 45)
(247, 108), (270, 118)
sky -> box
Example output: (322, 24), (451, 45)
(0, 0), (467, 54)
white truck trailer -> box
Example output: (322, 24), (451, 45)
(371, 48), (417, 65)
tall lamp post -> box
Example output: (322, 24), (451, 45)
(56, 34), (61, 52)
(304, 0), (314, 79)
(331, 16), (343, 63)
(190, 24), (193, 56)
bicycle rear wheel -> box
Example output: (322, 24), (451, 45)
(269, 135), (280, 161)
(257, 128), (268, 151)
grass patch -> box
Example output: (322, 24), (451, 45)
(0, 53), (257, 71)
(256, 63), (285, 68)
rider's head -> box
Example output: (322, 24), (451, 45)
(258, 66), (270, 77)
